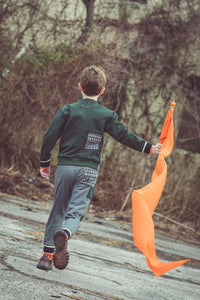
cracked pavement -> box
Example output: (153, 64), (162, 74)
(0, 193), (200, 300)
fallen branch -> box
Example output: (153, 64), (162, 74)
(61, 293), (85, 300)
(154, 212), (200, 237)
(120, 168), (139, 211)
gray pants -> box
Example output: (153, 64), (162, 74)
(44, 165), (98, 247)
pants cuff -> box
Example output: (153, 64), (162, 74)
(62, 228), (72, 239)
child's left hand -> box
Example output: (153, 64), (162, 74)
(152, 143), (162, 154)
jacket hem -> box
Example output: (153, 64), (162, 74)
(57, 157), (99, 170)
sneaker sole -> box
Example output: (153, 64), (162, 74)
(53, 230), (69, 270)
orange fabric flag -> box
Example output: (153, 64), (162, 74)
(132, 101), (190, 277)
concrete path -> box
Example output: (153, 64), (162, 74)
(0, 193), (199, 300)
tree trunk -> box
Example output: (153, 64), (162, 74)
(78, 0), (95, 43)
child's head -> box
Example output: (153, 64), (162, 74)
(80, 65), (106, 96)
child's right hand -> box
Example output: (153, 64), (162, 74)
(151, 143), (162, 155)
(40, 167), (50, 179)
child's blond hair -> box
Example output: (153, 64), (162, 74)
(80, 66), (106, 96)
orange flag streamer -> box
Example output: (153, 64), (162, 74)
(132, 101), (190, 277)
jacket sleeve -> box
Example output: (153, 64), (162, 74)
(40, 107), (69, 167)
(104, 111), (152, 154)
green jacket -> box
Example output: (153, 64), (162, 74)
(40, 98), (152, 170)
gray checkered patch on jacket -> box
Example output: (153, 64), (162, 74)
(85, 132), (102, 150)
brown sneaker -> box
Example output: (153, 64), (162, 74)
(37, 254), (52, 271)
(53, 230), (69, 270)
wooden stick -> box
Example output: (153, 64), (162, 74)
(154, 212), (200, 236)
(120, 168), (138, 211)
(61, 293), (85, 300)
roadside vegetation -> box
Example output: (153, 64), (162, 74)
(0, 0), (199, 239)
